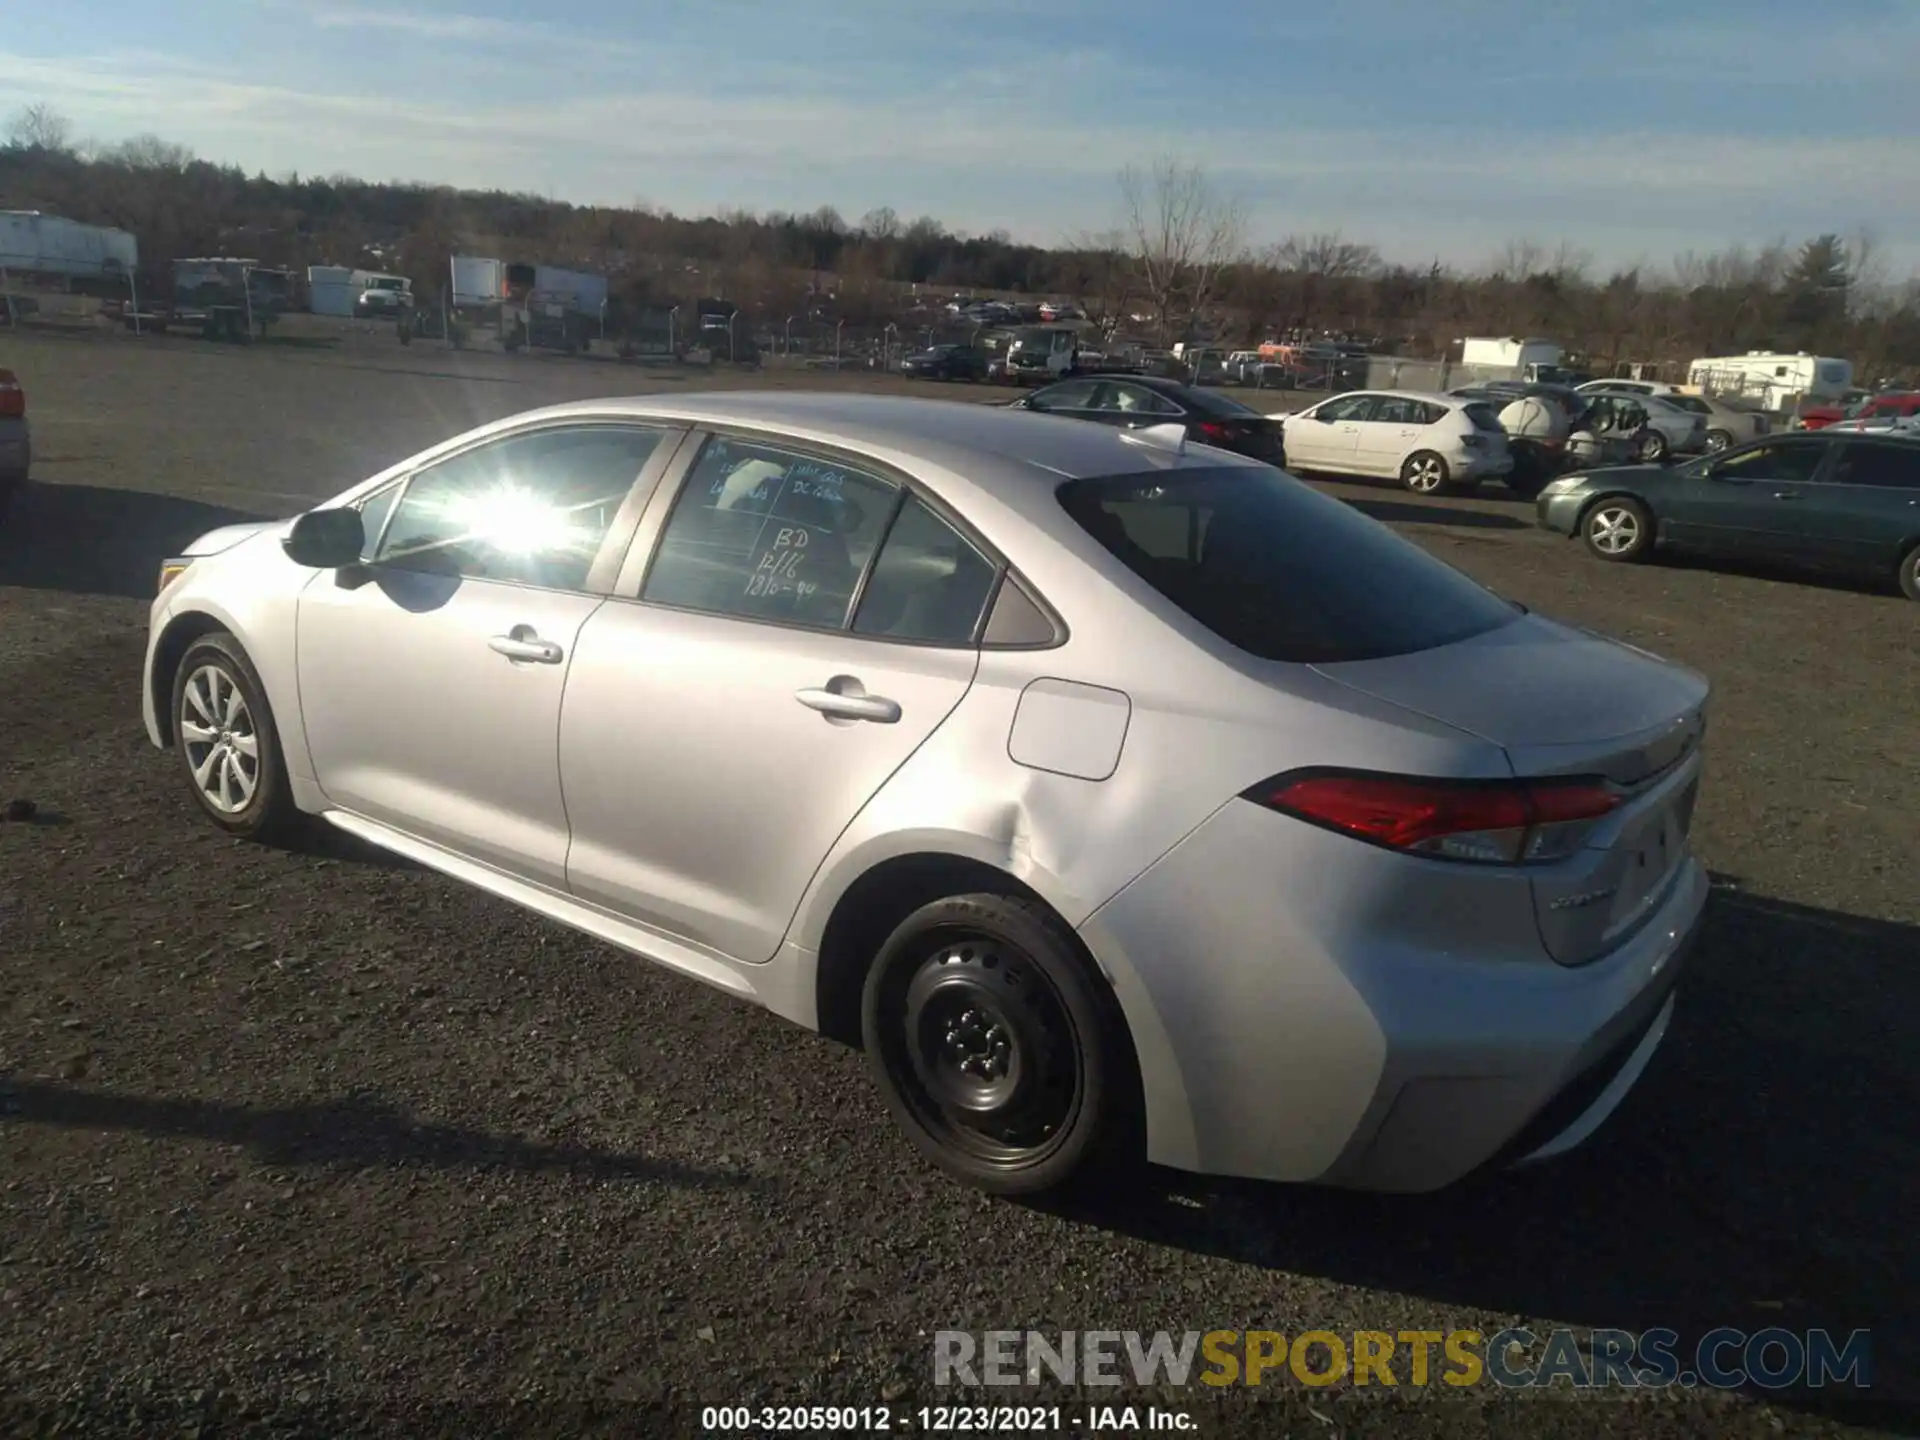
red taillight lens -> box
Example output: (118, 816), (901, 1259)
(1195, 421), (1232, 442)
(0, 371), (23, 420)
(1249, 770), (1621, 865)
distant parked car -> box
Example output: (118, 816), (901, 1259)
(0, 368), (29, 521)
(1537, 429), (1920, 600)
(1015, 374), (1286, 464)
(354, 286), (412, 319)
(1818, 391), (1920, 435)
(1792, 388), (1876, 431)
(900, 344), (989, 381)
(1578, 380), (1768, 453)
(1277, 390), (1512, 493)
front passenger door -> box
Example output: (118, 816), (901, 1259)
(1285, 395), (1374, 474)
(1660, 436), (1830, 556)
(297, 422), (680, 885)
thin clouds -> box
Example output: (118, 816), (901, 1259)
(6, 3), (1918, 272)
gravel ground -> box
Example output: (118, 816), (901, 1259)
(0, 326), (1915, 1439)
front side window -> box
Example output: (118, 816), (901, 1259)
(642, 437), (897, 629)
(376, 425), (665, 589)
(1314, 395), (1376, 423)
(1028, 379), (1102, 412)
(1101, 384), (1182, 417)
(1058, 468), (1519, 664)
(1712, 438), (1828, 484)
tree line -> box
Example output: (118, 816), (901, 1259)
(6, 104), (1919, 378)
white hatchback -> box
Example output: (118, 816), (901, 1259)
(1275, 390), (1513, 493)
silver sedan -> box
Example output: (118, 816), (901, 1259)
(143, 393), (1710, 1195)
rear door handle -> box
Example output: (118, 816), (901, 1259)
(489, 628), (563, 663)
(795, 683), (901, 724)
(1771, 490), (1801, 500)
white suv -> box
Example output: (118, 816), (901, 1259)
(1275, 390), (1513, 493)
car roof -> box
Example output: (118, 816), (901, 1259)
(497, 391), (1258, 485)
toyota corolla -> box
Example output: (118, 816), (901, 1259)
(144, 393), (1709, 1196)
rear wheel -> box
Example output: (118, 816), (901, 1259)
(861, 893), (1136, 1196)
(1400, 450), (1451, 494)
(1704, 428), (1734, 454)
(1637, 430), (1669, 463)
(1583, 496), (1653, 562)
(1899, 543), (1920, 603)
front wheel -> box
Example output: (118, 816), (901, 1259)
(1898, 543), (1920, 603)
(1583, 496), (1653, 562)
(1400, 450), (1451, 494)
(1704, 429), (1734, 454)
(170, 633), (301, 840)
(861, 894), (1136, 1196)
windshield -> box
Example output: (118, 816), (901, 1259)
(1057, 468), (1520, 664)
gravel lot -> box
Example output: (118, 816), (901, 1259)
(1, 326), (1915, 1439)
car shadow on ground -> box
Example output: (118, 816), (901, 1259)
(0, 484), (270, 599)
(1654, 549), (1900, 601)
(1339, 495), (1531, 531)
(0, 1080), (761, 1191)
(1039, 883), (1917, 1430)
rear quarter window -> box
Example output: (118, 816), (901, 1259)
(1057, 468), (1520, 664)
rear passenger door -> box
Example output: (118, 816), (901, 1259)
(557, 433), (1003, 963)
(1354, 396), (1430, 475)
(1791, 441), (1920, 574)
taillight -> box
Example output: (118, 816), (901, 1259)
(1245, 769), (1621, 865)
(0, 370), (23, 420)
(1195, 421), (1232, 443)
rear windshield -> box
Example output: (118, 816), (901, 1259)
(1057, 468), (1520, 663)
(1463, 402), (1506, 432)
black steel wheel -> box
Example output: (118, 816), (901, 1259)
(861, 893), (1135, 1195)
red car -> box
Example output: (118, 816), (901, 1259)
(0, 368), (28, 521)
(1797, 389), (1920, 430)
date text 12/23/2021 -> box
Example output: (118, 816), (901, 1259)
(700, 1405), (1195, 1431)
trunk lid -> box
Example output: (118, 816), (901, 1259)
(1312, 613), (1709, 964)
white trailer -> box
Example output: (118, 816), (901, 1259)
(1686, 352), (1853, 411)
(449, 255), (508, 306)
(0, 210), (138, 281)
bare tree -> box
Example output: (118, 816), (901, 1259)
(1060, 228), (1137, 337)
(1118, 158), (1247, 343)
(6, 102), (74, 152)
(1274, 232), (1380, 281)
(859, 207), (901, 242)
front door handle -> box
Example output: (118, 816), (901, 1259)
(796, 680), (901, 724)
(489, 627), (563, 664)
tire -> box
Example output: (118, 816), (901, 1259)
(860, 893), (1137, 1197)
(1899, 543), (1920, 603)
(1637, 430), (1669, 463)
(1400, 450), (1451, 494)
(169, 633), (301, 841)
(1704, 429), (1734, 455)
(1582, 495), (1654, 562)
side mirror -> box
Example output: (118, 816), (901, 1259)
(282, 507), (366, 569)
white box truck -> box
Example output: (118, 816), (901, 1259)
(1459, 336), (1568, 382)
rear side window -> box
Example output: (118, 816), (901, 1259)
(1057, 468), (1520, 664)
(1830, 442), (1920, 490)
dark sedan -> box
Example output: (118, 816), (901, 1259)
(1012, 373), (1286, 465)
(1536, 430), (1920, 601)
(900, 344), (989, 381)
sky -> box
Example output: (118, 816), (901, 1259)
(4, 0), (1918, 276)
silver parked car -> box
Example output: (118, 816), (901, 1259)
(1578, 381), (1768, 454)
(143, 394), (1710, 1196)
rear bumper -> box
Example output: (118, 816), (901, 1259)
(1081, 799), (1709, 1191)
(1457, 448), (1514, 479)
